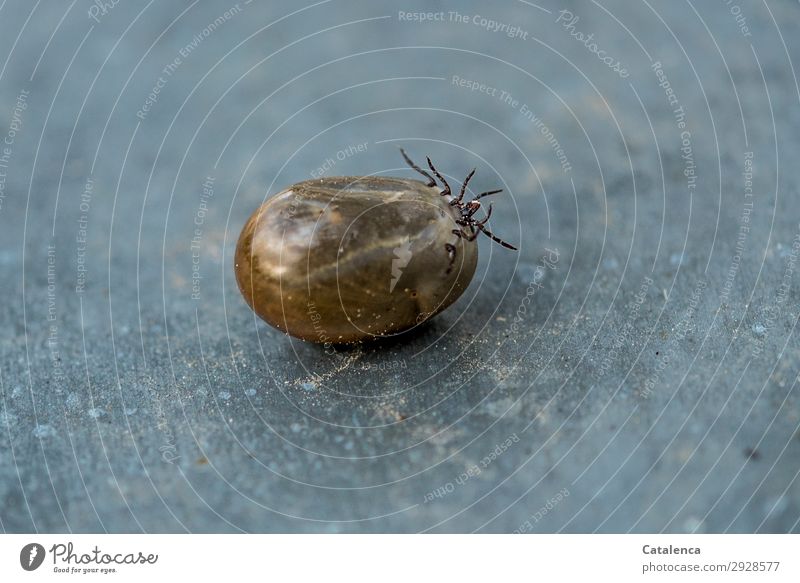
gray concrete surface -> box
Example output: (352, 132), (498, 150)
(0, 0), (799, 533)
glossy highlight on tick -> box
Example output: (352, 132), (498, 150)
(234, 149), (516, 344)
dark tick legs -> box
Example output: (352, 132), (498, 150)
(476, 204), (493, 226)
(426, 157), (451, 197)
(400, 148), (518, 252)
(452, 168), (476, 206)
(478, 225), (518, 250)
(400, 147), (436, 187)
(474, 188), (503, 200)
(464, 200), (482, 219)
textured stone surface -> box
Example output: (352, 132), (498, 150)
(0, 0), (798, 533)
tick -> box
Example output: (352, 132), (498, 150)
(234, 149), (516, 344)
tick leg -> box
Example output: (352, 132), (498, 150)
(444, 243), (457, 274)
(452, 226), (479, 242)
(463, 200), (482, 219)
(426, 157), (451, 197)
(451, 168), (476, 206)
(400, 148), (436, 187)
(473, 188), (503, 201)
(478, 224), (517, 250)
(476, 204), (493, 226)
(453, 227), (476, 240)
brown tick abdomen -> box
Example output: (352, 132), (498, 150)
(234, 176), (477, 343)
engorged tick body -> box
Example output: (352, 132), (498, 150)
(234, 149), (515, 344)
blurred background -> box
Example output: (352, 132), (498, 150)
(0, 0), (798, 532)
